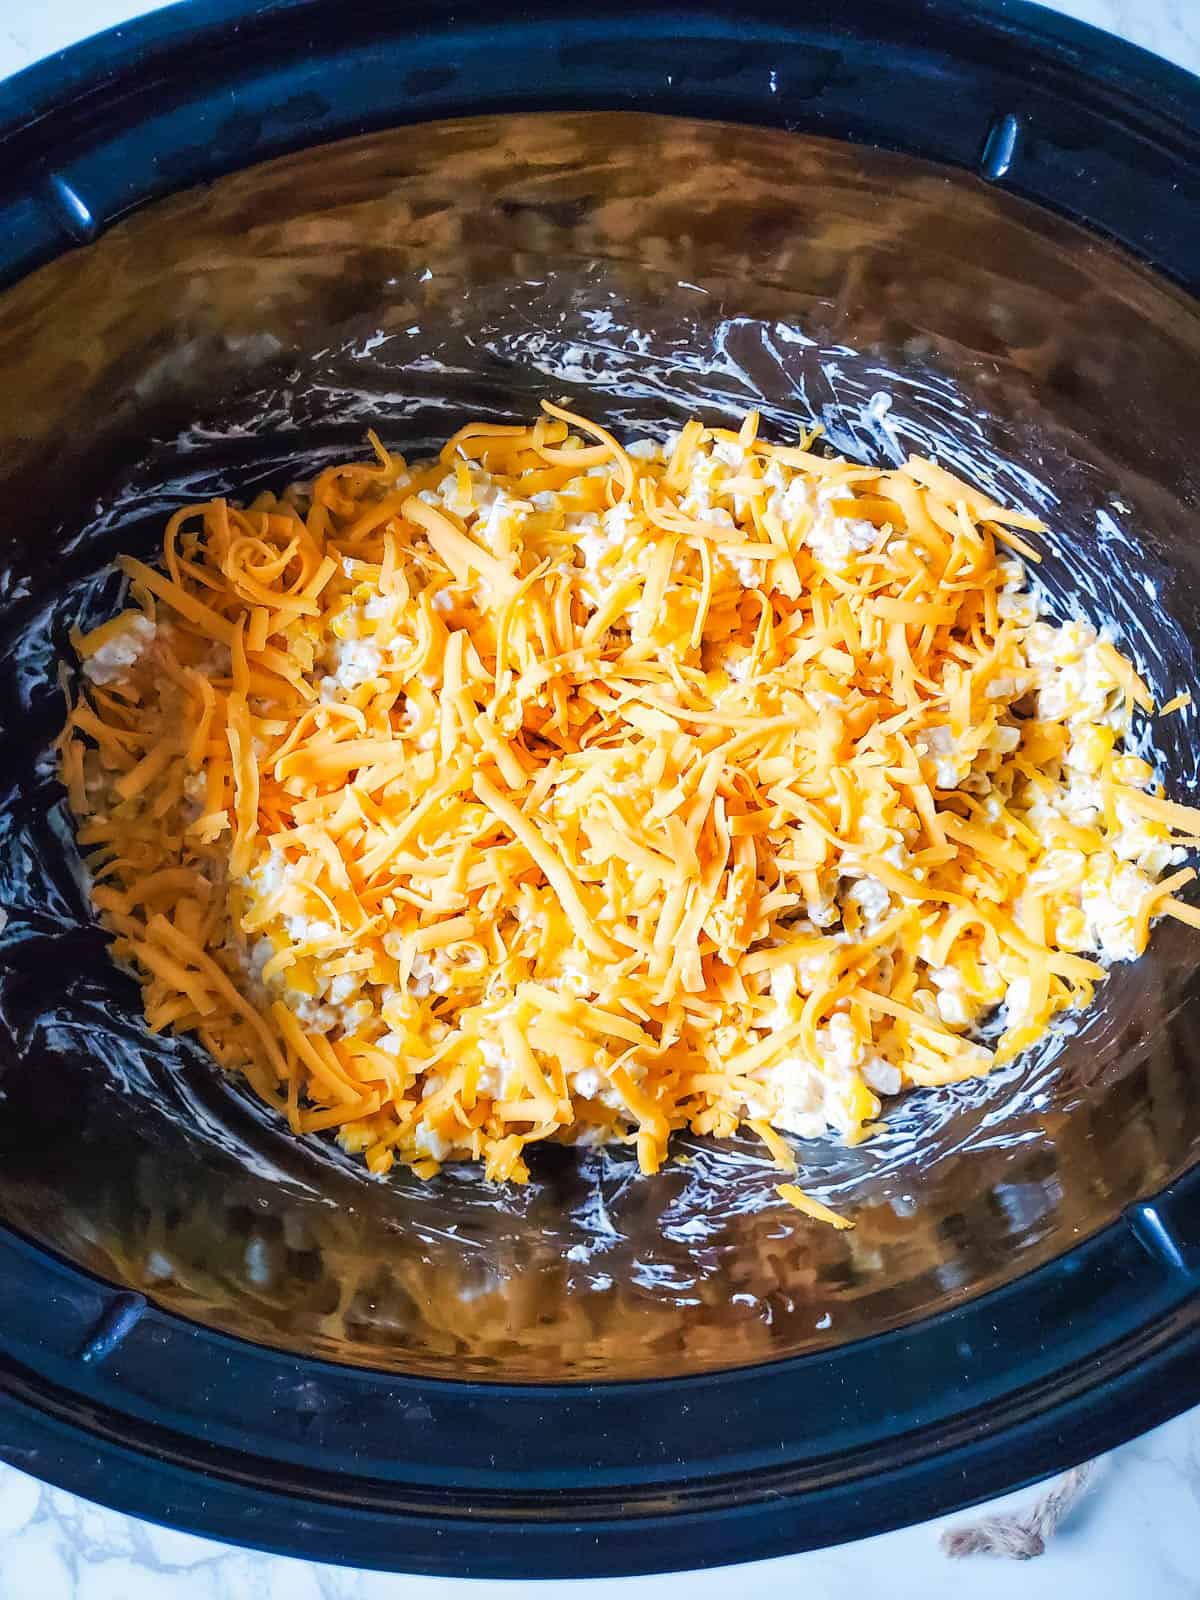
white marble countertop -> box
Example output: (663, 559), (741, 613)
(2, 2), (1199, 1596)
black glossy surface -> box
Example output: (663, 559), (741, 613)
(0, 0), (1197, 1577)
(2, 1), (1200, 294)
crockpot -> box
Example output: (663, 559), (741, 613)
(0, 0), (1198, 1577)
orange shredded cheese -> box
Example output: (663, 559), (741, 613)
(59, 404), (1200, 1198)
(776, 1183), (854, 1230)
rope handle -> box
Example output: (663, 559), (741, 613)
(941, 1460), (1099, 1560)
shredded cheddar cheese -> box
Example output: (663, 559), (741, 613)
(776, 1183), (855, 1230)
(59, 404), (1200, 1206)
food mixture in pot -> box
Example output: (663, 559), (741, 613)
(59, 403), (1200, 1207)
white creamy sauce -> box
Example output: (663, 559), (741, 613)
(83, 614), (156, 684)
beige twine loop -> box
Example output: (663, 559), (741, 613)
(940, 1460), (1098, 1560)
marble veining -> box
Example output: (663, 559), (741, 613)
(0, 0), (1198, 1595)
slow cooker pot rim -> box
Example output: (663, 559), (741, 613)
(1, 0), (1200, 291)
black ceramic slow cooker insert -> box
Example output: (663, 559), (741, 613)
(0, 0), (1198, 1578)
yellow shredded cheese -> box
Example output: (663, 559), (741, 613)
(1159, 691), (1192, 718)
(776, 1182), (854, 1230)
(59, 405), (1200, 1202)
